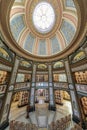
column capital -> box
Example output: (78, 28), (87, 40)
(32, 62), (37, 65)
(63, 57), (69, 62)
(15, 55), (21, 61)
(48, 62), (52, 66)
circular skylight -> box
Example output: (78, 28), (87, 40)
(33, 2), (55, 34)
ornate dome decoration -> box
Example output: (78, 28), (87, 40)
(25, 0), (61, 38)
(0, 47), (12, 62)
(53, 61), (64, 69)
(33, 2), (55, 34)
(72, 51), (86, 63)
(10, 0), (78, 57)
(20, 60), (31, 68)
(37, 64), (47, 70)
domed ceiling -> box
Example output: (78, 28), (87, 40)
(10, 0), (78, 57)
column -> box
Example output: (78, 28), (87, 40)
(29, 63), (36, 112)
(64, 58), (81, 123)
(48, 64), (56, 111)
(0, 56), (20, 130)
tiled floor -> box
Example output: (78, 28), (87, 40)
(5, 100), (76, 130)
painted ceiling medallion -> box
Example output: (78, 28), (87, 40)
(27, 0), (61, 38)
(33, 2), (55, 34)
(10, 0), (78, 57)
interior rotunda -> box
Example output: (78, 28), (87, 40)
(0, 0), (87, 130)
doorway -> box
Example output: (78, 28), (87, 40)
(35, 89), (49, 104)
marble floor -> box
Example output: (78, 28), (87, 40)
(9, 102), (30, 123)
(5, 100), (77, 130)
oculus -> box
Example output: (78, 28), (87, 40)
(33, 2), (55, 33)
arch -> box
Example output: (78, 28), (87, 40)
(20, 60), (31, 68)
(72, 51), (86, 63)
(37, 64), (47, 70)
(53, 61), (64, 69)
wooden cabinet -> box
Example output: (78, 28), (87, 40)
(55, 90), (63, 105)
(12, 91), (29, 107)
(18, 91), (29, 107)
(0, 70), (10, 85)
(0, 70), (10, 94)
(55, 90), (70, 105)
(74, 71), (87, 84)
(81, 97), (87, 116)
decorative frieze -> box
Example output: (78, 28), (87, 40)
(14, 83), (30, 90)
(72, 64), (87, 72)
(75, 84), (87, 93)
(0, 64), (11, 72)
(18, 69), (32, 74)
(54, 82), (68, 89)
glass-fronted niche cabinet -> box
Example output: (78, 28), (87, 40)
(12, 91), (29, 107)
(0, 70), (10, 94)
(0, 70), (11, 112)
(74, 71), (87, 84)
(53, 73), (67, 82)
(80, 96), (87, 121)
(16, 73), (31, 83)
(36, 74), (48, 82)
(54, 90), (70, 105)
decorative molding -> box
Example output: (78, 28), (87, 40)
(0, 63), (12, 71)
(54, 82), (68, 89)
(53, 70), (65, 74)
(36, 71), (48, 74)
(15, 82), (30, 90)
(75, 84), (87, 94)
(72, 64), (87, 72)
(18, 69), (32, 73)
